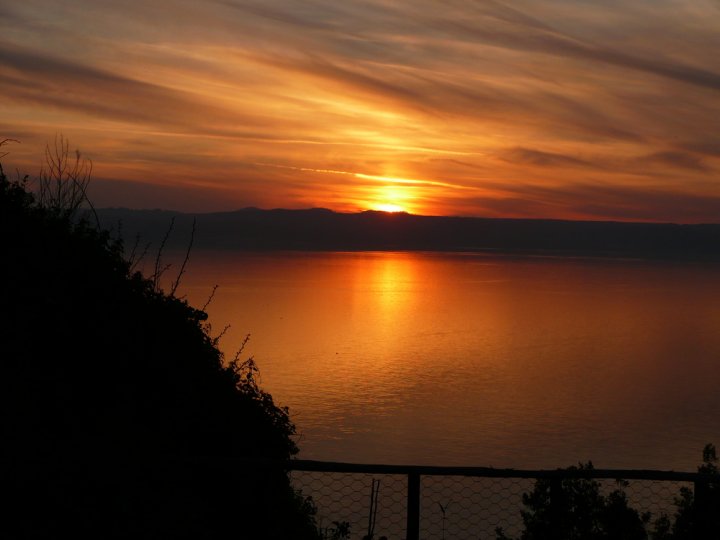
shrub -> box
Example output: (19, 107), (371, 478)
(497, 447), (720, 540)
(496, 463), (647, 540)
(0, 154), (318, 539)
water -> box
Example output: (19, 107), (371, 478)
(174, 250), (720, 471)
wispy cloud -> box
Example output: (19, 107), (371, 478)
(0, 42), (293, 136)
(500, 148), (593, 168)
(1, 0), (719, 222)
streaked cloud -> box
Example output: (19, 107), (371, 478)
(500, 148), (593, 169)
(1, 0), (719, 222)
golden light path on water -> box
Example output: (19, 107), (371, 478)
(176, 250), (720, 470)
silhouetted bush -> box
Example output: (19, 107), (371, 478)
(0, 157), (319, 539)
(496, 446), (719, 540)
(655, 444), (720, 540)
(495, 462), (648, 540)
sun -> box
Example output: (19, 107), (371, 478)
(368, 184), (413, 213)
(373, 202), (406, 213)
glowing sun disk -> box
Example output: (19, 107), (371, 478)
(374, 203), (405, 213)
(369, 184), (415, 213)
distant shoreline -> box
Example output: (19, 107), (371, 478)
(94, 207), (720, 262)
(178, 246), (663, 265)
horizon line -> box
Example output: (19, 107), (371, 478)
(93, 206), (720, 227)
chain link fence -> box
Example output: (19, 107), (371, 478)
(287, 460), (717, 540)
(292, 471), (407, 539)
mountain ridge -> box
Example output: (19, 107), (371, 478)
(93, 207), (720, 261)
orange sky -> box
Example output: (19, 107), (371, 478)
(1, 1), (720, 222)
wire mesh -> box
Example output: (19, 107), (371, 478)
(291, 470), (408, 539)
(619, 479), (693, 522)
(421, 476), (533, 540)
(289, 466), (706, 540)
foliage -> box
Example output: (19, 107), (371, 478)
(652, 443), (720, 540)
(497, 447), (720, 540)
(0, 147), (319, 539)
(329, 521), (351, 540)
(496, 462), (648, 540)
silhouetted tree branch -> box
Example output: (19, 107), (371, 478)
(37, 134), (98, 227)
(170, 218), (196, 296)
(152, 216), (175, 292)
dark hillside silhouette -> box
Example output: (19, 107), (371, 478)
(0, 158), (318, 538)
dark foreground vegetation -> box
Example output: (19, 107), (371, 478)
(496, 446), (720, 540)
(0, 142), (319, 538)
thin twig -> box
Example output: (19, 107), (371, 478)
(213, 324), (231, 345)
(130, 238), (151, 274)
(0, 138), (19, 159)
(170, 218), (196, 297)
(37, 134), (93, 219)
(201, 284), (219, 312)
(153, 217), (175, 291)
(232, 334), (251, 363)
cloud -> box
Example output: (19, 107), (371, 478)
(498, 146), (714, 174)
(634, 151), (709, 172)
(2, 0), (720, 222)
(678, 140), (720, 159)
(500, 147), (592, 168)
(444, 179), (720, 223)
(0, 42), (268, 135)
(446, 17), (720, 93)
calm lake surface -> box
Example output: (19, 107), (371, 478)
(176, 250), (720, 471)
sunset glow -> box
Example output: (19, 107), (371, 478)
(368, 183), (416, 214)
(372, 203), (406, 214)
(1, 1), (720, 222)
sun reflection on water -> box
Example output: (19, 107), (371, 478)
(359, 253), (418, 327)
(179, 251), (720, 470)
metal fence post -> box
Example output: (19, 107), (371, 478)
(407, 472), (420, 540)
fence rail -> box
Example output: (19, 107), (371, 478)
(287, 459), (705, 481)
(279, 459), (719, 540)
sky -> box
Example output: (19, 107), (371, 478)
(1, 0), (720, 222)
